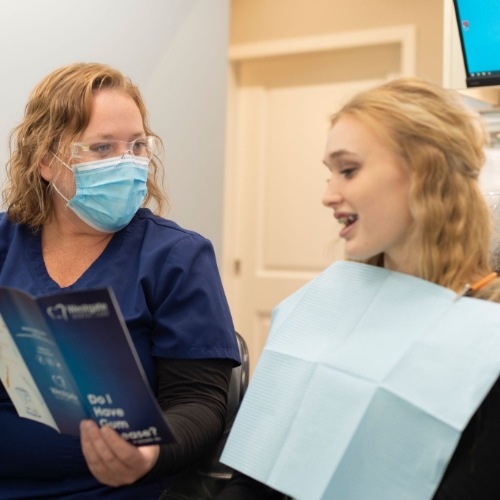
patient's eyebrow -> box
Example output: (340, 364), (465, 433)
(323, 149), (357, 166)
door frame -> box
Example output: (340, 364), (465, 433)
(221, 24), (416, 327)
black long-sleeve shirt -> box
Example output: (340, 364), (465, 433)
(143, 357), (233, 481)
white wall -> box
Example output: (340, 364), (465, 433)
(0, 0), (229, 259)
(442, 0), (467, 89)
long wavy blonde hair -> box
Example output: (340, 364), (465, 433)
(4, 62), (168, 228)
(330, 77), (500, 300)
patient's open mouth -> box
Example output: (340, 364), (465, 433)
(337, 214), (358, 227)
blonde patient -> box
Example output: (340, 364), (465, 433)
(216, 77), (500, 500)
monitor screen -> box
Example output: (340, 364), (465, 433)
(453, 0), (500, 87)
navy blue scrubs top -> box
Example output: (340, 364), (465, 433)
(0, 208), (239, 499)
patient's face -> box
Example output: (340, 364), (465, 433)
(322, 115), (415, 273)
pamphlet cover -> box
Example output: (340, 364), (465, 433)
(0, 286), (174, 446)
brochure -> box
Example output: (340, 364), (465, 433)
(0, 286), (174, 446)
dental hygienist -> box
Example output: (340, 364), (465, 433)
(0, 62), (240, 498)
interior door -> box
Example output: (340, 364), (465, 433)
(223, 43), (405, 372)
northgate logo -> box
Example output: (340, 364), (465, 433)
(46, 302), (110, 320)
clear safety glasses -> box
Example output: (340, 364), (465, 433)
(69, 136), (159, 162)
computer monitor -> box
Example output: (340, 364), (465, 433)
(453, 0), (500, 87)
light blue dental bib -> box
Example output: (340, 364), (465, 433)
(222, 261), (500, 500)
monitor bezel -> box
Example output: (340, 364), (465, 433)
(452, 0), (500, 88)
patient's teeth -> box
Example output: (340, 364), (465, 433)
(337, 215), (358, 226)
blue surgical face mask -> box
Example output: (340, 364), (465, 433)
(52, 155), (149, 233)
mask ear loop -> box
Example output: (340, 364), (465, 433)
(50, 152), (74, 203)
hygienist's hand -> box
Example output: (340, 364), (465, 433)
(80, 420), (160, 487)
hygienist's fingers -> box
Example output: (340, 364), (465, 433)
(80, 420), (159, 487)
